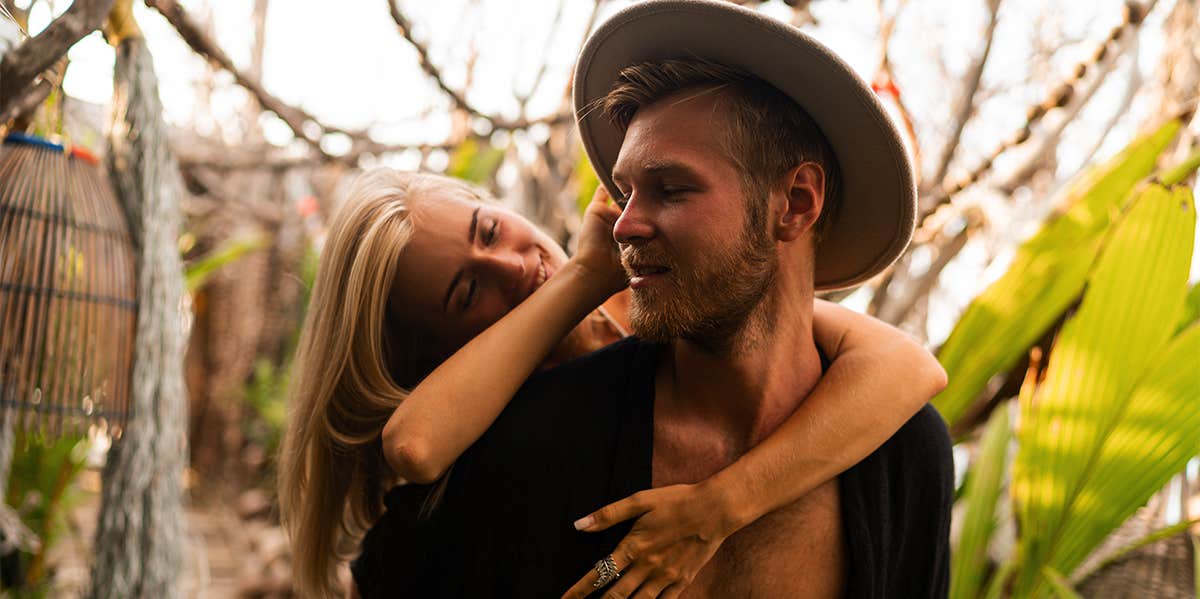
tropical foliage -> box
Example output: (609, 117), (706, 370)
(941, 120), (1200, 598)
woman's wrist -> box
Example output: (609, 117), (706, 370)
(698, 468), (758, 538)
(560, 257), (625, 306)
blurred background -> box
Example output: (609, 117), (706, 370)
(0, 0), (1197, 597)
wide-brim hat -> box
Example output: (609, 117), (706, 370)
(573, 0), (916, 291)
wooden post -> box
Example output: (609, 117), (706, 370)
(87, 3), (187, 596)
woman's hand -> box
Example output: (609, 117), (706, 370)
(570, 186), (627, 298)
(561, 482), (739, 599)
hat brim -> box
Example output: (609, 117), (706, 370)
(573, 0), (916, 291)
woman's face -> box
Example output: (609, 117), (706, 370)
(391, 191), (570, 356)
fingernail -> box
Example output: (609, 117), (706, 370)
(574, 516), (594, 530)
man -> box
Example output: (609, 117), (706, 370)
(353, 1), (952, 597)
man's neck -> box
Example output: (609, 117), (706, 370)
(655, 275), (822, 452)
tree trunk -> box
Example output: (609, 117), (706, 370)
(88, 35), (187, 599)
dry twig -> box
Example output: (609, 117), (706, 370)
(0, 0), (113, 119)
(925, 0), (1002, 196)
(387, 0), (571, 132)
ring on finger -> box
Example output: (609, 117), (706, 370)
(593, 554), (622, 588)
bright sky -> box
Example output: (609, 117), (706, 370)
(9, 0), (1199, 341)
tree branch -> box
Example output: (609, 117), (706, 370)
(144, 0), (349, 160)
(0, 76), (50, 126)
(923, 0), (1154, 214)
(993, 29), (1129, 194)
(925, 0), (1002, 195)
(387, 0), (571, 132)
(0, 0), (113, 117)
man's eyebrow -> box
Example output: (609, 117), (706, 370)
(643, 160), (702, 179)
(612, 160), (702, 183)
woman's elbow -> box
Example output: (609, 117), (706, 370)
(928, 360), (949, 396)
(917, 350), (949, 399)
(382, 425), (445, 484)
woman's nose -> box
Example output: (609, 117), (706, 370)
(477, 250), (526, 288)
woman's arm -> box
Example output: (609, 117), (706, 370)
(382, 194), (625, 484)
(563, 299), (947, 597)
(713, 298), (947, 525)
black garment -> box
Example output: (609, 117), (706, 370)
(353, 337), (954, 598)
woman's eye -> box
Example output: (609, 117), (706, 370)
(484, 221), (499, 245)
(462, 278), (477, 310)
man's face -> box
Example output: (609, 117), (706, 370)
(611, 90), (777, 348)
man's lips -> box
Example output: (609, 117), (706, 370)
(626, 264), (671, 289)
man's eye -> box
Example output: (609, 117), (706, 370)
(661, 187), (689, 201)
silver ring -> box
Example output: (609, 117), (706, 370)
(593, 554), (621, 588)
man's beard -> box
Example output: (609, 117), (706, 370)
(622, 209), (776, 354)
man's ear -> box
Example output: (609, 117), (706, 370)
(775, 162), (825, 242)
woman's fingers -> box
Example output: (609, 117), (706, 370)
(560, 544), (638, 599)
(657, 583), (684, 599)
(575, 491), (651, 532)
(630, 574), (676, 599)
(593, 184), (612, 205)
(600, 564), (653, 599)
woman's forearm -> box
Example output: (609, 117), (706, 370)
(382, 261), (612, 483)
(707, 300), (947, 531)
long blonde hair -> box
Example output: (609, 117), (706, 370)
(278, 169), (488, 598)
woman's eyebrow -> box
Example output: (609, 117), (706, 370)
(467, 206), (480, 244)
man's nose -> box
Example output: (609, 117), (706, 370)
(613, 194), (656, 245)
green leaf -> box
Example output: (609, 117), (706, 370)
(447, 138), (506, 185)
(1054, 321), (1200, 574)
(574, 146), (601, 215)
(981, 559), (1015, 599)
(1176, 283), (1200, 335)
(1010, 182), (1196, 595)
(184, 234), (268, 292)
(1041, 566), (1084, 599)
(1075, 517), (1200, 583)
(934, 119), (1182, 429)
(950, 404), (1012, 599)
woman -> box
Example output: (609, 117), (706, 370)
(278, 169), (947, 598)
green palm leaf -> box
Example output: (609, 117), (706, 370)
(950, 404), (1013, 599)
(1056, 322), (1200, 575)
(933, 120), (1182, 429)
(1010, 182), (1196, 596)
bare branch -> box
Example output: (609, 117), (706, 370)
(879, 208), (982, 325)
(925, 0), (1002, 194)
(873, 0), (921, 175)
(994, 29), (1129, 194)
(144, 0), (350, 160)
(387, 0), (571, 132)
(515, 0), (566, 115)
(0, 76), (51, 126)
(0, 0), (114, 117)
(923, 0), (1155, 213)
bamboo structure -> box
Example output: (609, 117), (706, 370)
(0, 133), (136, 437)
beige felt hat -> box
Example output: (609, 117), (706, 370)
(573, 0), (916, 291)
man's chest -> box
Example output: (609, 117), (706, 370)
(652, 427), (847, 598)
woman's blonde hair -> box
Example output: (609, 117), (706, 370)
(278, 168), (489, 598)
